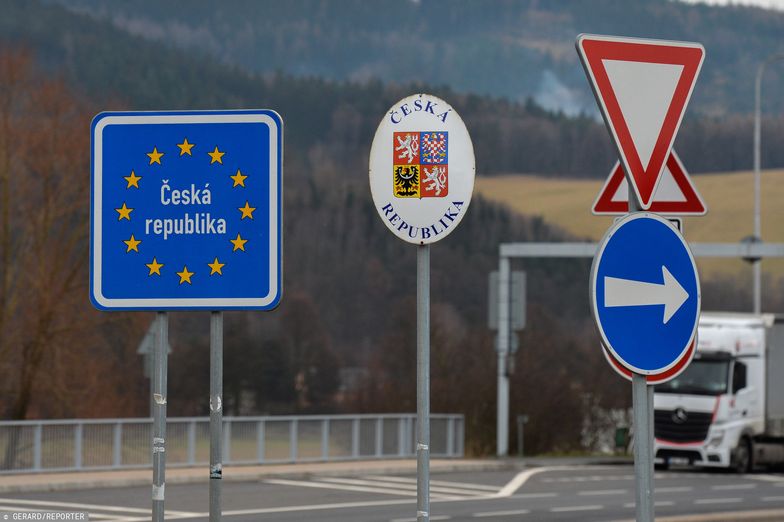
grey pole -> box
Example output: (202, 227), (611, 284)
(753, 54), (784, 314)
(754, 60), (763, 314)
(150, 369), (154, 419)
(496, 256), (511, 457)
(210, 311), (224, 521)
(632, 373), (654, 522)
(152, 312), (168, 522)
(416, 245), (430, 522)
(627, 183), (654, 522)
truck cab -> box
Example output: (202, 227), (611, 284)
(653, 313), (781, 472)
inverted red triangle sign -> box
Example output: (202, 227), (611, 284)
(592, 150), (707, 215)
(576, 34), (705, 209)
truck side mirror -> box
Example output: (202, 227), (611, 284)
(732, 361), (747, 394)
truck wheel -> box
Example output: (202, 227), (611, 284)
(731, 438), (751, 474)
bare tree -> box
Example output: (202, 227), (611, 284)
(0, 49), (145, 428)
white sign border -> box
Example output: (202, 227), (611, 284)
(576, 33), (705, 210)
(90, 111), (282, 310)
(590, 212), (701, 376)
(368, 93), (476, 245)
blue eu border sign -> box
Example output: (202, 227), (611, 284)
(90, 110), (282, 310)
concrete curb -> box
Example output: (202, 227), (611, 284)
(0, 459), (516, 494)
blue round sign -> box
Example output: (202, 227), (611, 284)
(590, 213), (700, 375)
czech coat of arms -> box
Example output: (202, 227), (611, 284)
(393, 131), (448, 198)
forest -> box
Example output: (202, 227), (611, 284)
(2, 0), (784, 455)
(50, 0), (784, 116)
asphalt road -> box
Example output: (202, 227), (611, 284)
(2, 465), (784, 521)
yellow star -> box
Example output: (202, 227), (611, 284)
(208, 257), (225, 276)
(238, 201), (256, 220)
(147, 147), (164, 165)
(177, 138), (195, 156)
(115, 202), (133, 221)
(177, 266), (194, 285)
(146, 258), (163, 276)
(230, 233), (247, 252)
(208, 146), (225, 164)
(230, 169), (247, 187)
(124, 170), (141, 189)
(123, 234), (141, 253)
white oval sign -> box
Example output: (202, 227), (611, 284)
(369, 94), (475, 245)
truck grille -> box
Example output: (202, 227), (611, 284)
(654, 409), (712, 443)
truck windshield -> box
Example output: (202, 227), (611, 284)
(655, 359), (729, 396)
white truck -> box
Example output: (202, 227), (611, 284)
(653, 312), (784, 472)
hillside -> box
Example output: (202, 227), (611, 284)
(475, 169), (784, 278)
(5, 2), (784, 178)
(50, 0), (784, 117)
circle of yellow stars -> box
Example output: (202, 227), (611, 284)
(114, 138), (256, 285)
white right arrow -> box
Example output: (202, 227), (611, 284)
(604, 266), (689, 324)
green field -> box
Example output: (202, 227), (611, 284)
(475, 169), (784, 278)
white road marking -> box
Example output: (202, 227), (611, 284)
(114, 468), (574, 521)
(712, 483), (756, 490)
(745, 474), (784, 483)
(0, 506), (123, 520)
(100, 514), (201, 522)
(655, 473), (711, 479)
(319, 477), (490, 497)
(0, 498), (149, 514)
(496, 465), (602, 497)
(510, 492), (558, 499)
(550, 505), (603, 512)
(389, 515), (452, 522)
(541, 471), (711, 483)
(579, 488), (628, 496)
(495, 468), (549, 497)
(0, 497), (198, 518)
(624, 501), (675, 508)
(189, 499), (415, 519)
(0, 500), (198, 522)
(368, 475), (500, 492)
(656, 486), (693, 493)
(116, 498), (428, 522)
(543, 474), (633, 483)
(694, 497), (742, 504)
(30, 466), (772, 522)
(473, 508), (530, 517)
(265, 478), (421, 497)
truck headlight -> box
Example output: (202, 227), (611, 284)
(707, 430), (724, 448)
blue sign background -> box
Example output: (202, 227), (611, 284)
(90, 110), (282, 310)
(591, 214), (700, 374)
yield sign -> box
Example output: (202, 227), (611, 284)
(576, 34), (705, 209)
(592, 150), (707, 215)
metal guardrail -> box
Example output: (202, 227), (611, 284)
(0, 414), (464, 474)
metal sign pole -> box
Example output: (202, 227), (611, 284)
(210, 311), (224, 521)
(367, 93), (473, 522)
(416, 244), (430, 522)
(152, 312), (168, 522)
(496, 257), (510, 456)
(632, 373), (654, 522)
(628, 188), (654, 522)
